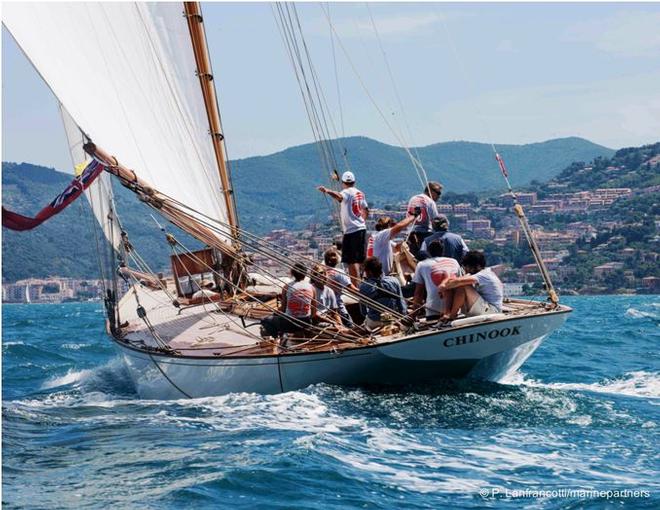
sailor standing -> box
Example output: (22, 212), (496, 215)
(318, 171), (369, 286)
(406, 181), (443, 258)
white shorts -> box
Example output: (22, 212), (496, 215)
(466, 295), (496, 317)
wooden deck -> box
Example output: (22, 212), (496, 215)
(116, 282), (555, 358)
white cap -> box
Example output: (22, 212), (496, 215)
(341, 171), (355, 183)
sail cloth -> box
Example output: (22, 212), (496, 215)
(59, 105), (122, 251)
(2, 159), (106, 231)
(3, 2), (231, 241)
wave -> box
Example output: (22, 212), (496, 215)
(41, 367), (96, 389)
(3, 341), (25, 347)
(504, 370), (660, 399)
(625, 307), (659, 322)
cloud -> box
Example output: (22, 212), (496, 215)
(309, 10), (449, 39)
(425, 70), (660, 150)
(564, 10), (660, 57)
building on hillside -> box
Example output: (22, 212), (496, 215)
(501, 192), (536, 207)
(453, 203), (472, 214)
(593, 188), (632, 202)
(641, 276), (660, 292)
(593, 262), (625, 278)
(451, 214), (468, 229)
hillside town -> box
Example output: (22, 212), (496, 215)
(2, 278), (109, 304)
(255, 182), (659, 296)
(3, 148), (659, 302)
(4, 182), (658, 303)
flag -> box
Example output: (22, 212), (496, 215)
(2, 159), (106, 231)
(495, 153), (509, 178)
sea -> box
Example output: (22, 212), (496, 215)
(2, 295), (659, 509)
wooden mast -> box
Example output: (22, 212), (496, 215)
(184, 2), (239, 241)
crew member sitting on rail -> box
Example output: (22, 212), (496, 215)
(367, 214), (417, 276)
(418, 215), (469, 263)
(261, 262), (314, 339)
(411, 241), (461, 321)
(317, 171), (369, 286)
(439, 250), (504, 319)
(406, 181), (443, 258)
(310, 264), (345, 331)
(323, 248), (357, 327)
(359, 256), (407, 331)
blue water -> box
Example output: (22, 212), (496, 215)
(2, 296), (659, 509)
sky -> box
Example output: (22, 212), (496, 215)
(2, 2), (660, 172)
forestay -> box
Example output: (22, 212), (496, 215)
(3, 2), (230, 239)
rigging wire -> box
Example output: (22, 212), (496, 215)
(169, 235), (368, 342)
(327, 5), (353, 173)
(318, 3), (428, 190)
(157, 191), (410, 315)
(272, 4), (342, 199)
(365, 3), (429, 187)
(434, 5), (559, 305)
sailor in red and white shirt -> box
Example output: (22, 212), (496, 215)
(260, 262), (314, 338)
(317, 171), (369, 286)
(406, 181), (443, 258)
(411, 240), (461, 320)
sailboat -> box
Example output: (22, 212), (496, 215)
(3, 2), (570, 399)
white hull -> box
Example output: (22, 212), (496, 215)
(113, 309), (569, 399)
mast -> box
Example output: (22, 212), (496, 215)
(183, 2), (239, 241)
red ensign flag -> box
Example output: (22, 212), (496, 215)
(2, 159), (106, 231)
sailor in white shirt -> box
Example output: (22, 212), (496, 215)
(411, 240), (461, 320)
(318, 171), (369, 286)
(309, 264), (345, 331)
(323, 248), (357, 326)
(367, 214), (417, 275)
(406, 181), (443, 258)
(440, 250), (504, 319)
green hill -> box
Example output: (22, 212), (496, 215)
(232, 136), (614, 230)
(2, 136), (614, 281)
(541, 141), (660, 192)
(2, 163), (201, 282)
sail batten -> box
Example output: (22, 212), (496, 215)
(3, 2), (231, 241)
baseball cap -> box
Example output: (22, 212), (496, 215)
(341, 171), (355, 183)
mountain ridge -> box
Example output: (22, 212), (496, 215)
(229, 135), (614, 229)
(2, 135), (615, 281)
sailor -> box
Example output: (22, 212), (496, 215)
(411, 241), (461, 321)
(359, 256), (407, 331)
(323, 248), (356, 327)
(367, 214), (417, 276)
(318, 171), (369, 286)
(418, 215), (469, 263)
(439, 250), (504, 319)
(309, 264), (344, 330)
(261, 262), (314, 338)
(406, 181), (443, 258)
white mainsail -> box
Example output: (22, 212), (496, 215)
(3, 2), (231, 239)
